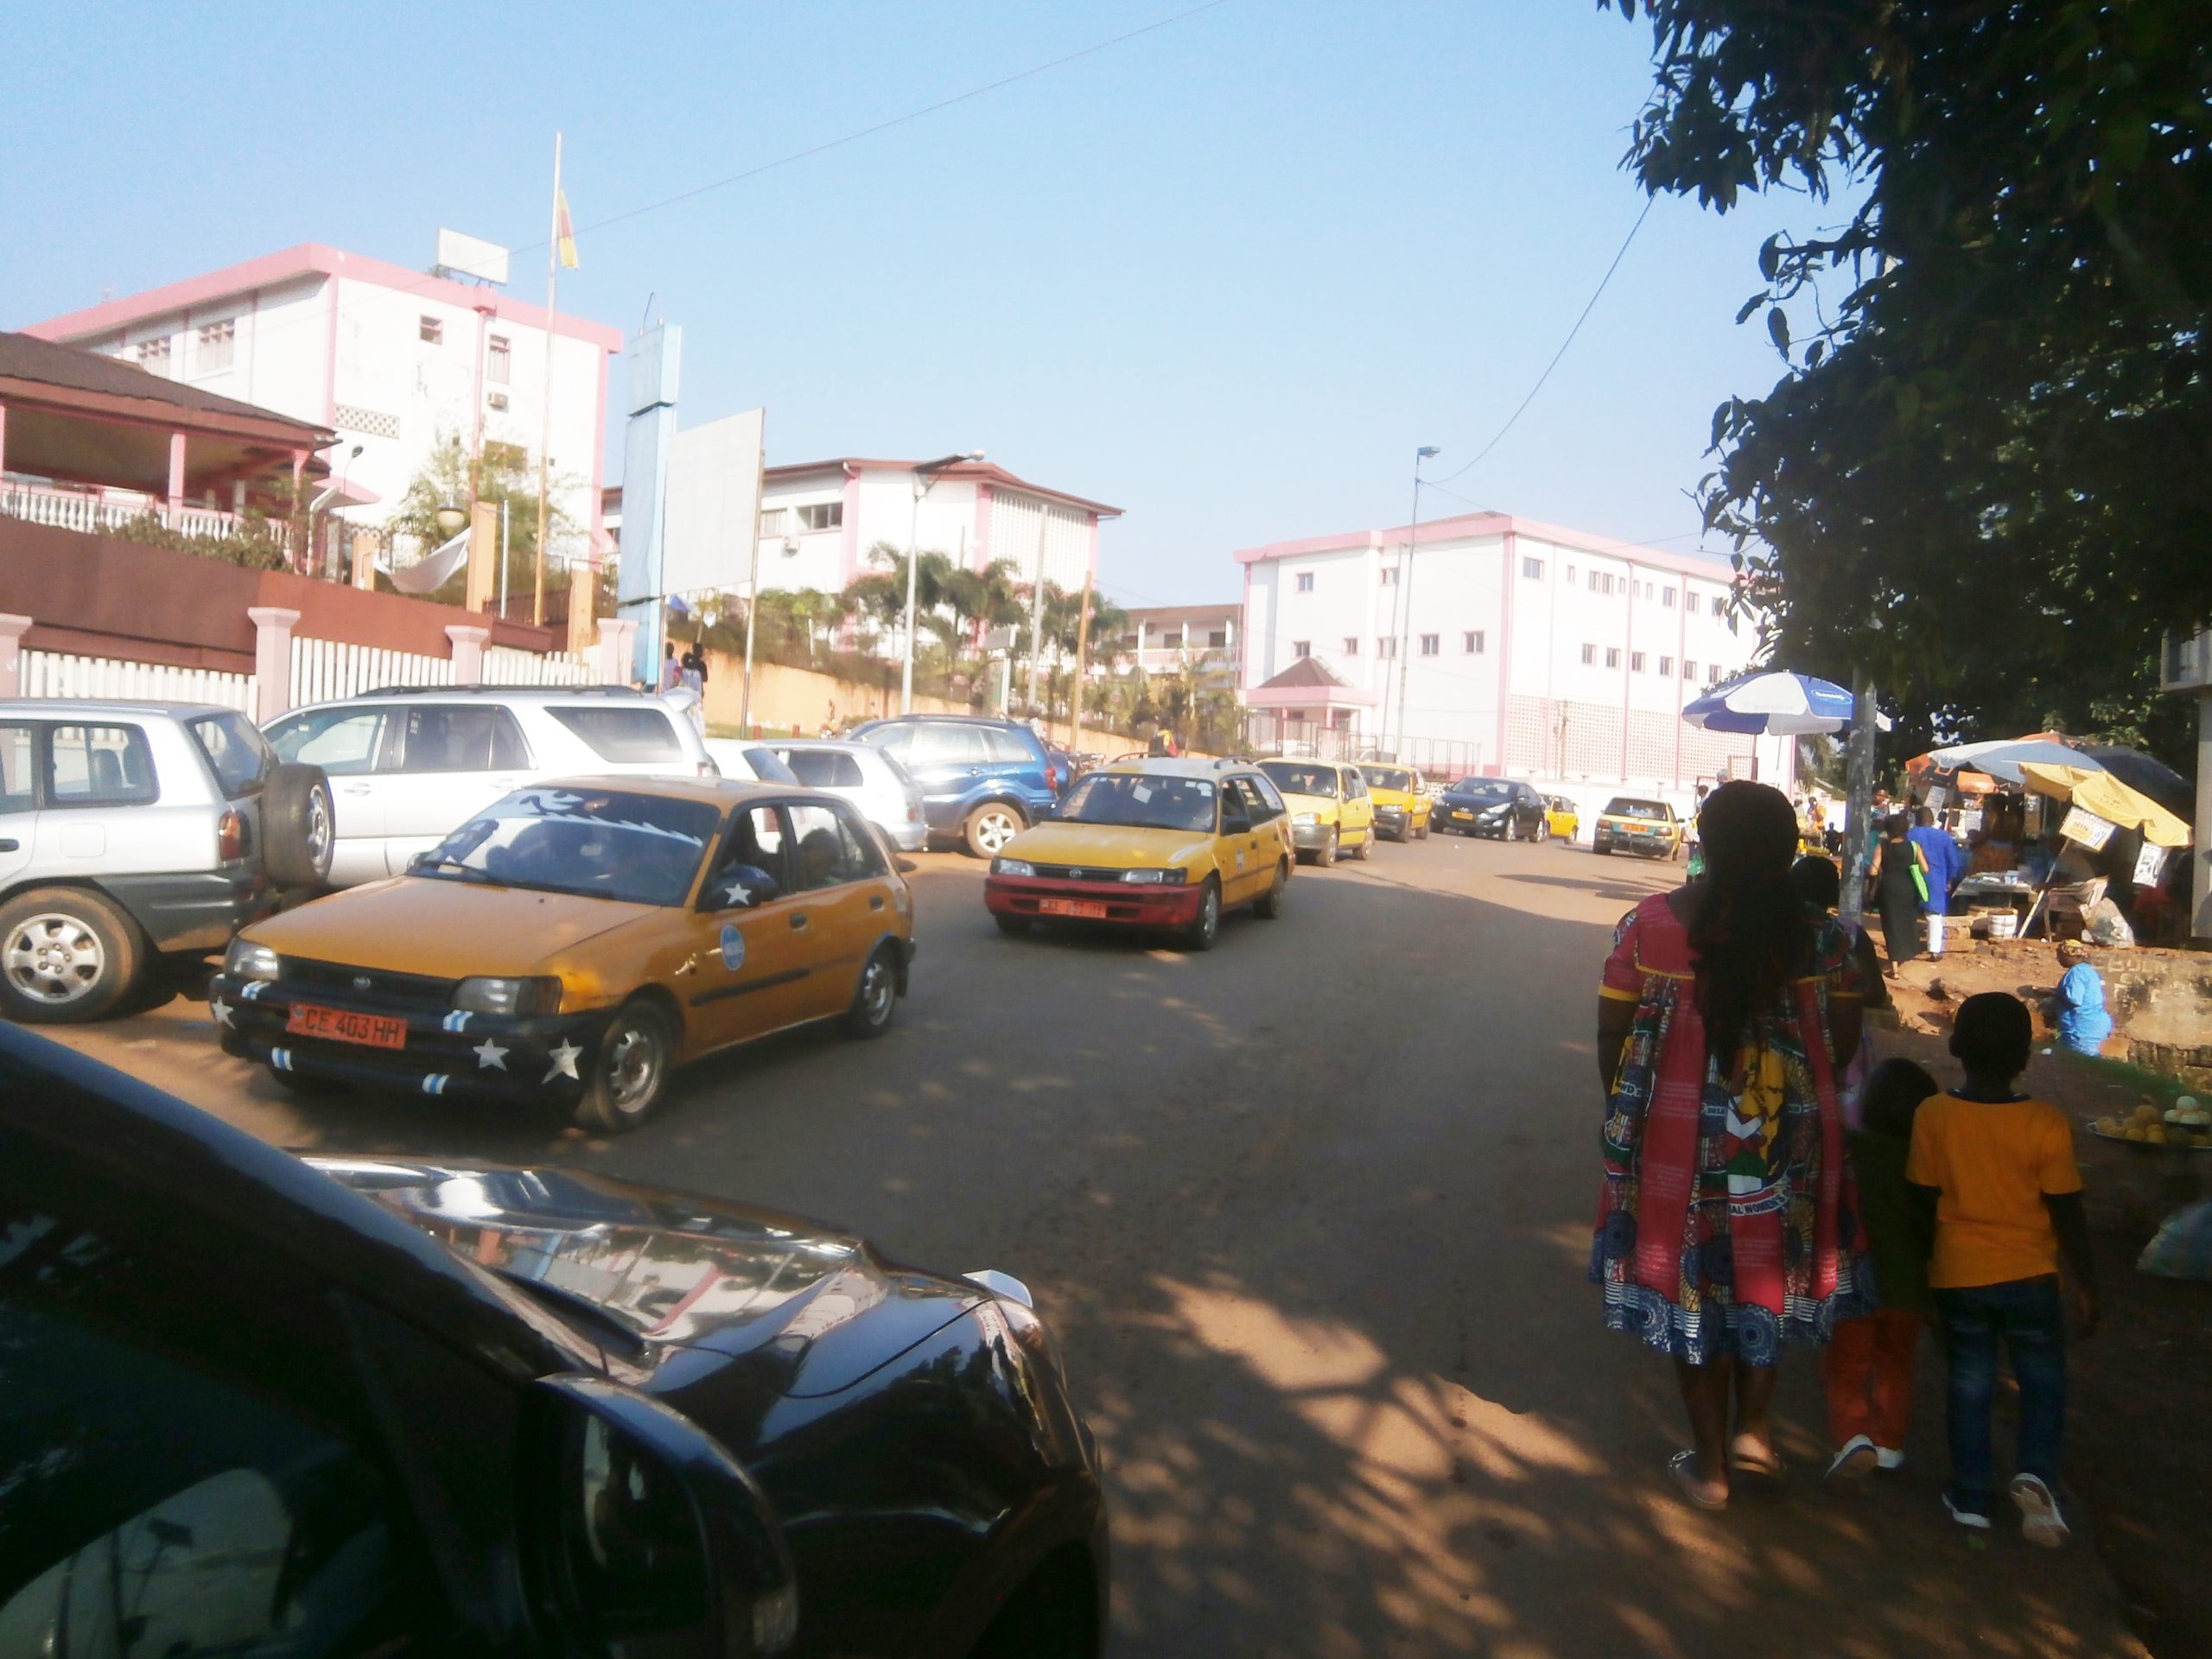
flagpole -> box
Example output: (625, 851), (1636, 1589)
(534, 130), (563, 628)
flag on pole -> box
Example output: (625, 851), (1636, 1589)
(555, 190), (579, 269)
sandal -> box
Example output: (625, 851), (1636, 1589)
(1729, 1446), (1788, 1479)
(1670, 1450), (1728, 1511)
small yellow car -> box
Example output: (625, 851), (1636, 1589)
(1357, 764), (1432, 842)
(1592, 795), (1684, 859)
(984, 759), (1293, 950)
(211, 777), (915, 1131)
(1543, 795), (1580, 842)
(1257, 758), (1378, 866)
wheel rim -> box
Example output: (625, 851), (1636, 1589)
(305, 788), (334, 874)
(976, 810), (1019, 854)
(1198, 888), (1220, 942)
(601, 1020), (664, 1116)
(857, 954), (895, 1026)
(4, 913), (105, 1005)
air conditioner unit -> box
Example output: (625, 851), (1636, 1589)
(487, 391), (509, 411)
(2159, 627), (2212, 694)
(782, 536), (800, 556)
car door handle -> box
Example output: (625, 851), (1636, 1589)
(869, 894), (885, 911)
(340, 785), (372, 796)
(789, 913), (809, 931)
(0, 839), (16, 853)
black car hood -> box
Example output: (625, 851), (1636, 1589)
(308, 1156), (984, 1398)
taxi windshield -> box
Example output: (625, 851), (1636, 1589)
(1259, 761), (1337, 799)
(1360, 766), (1414, 791)
(1061, 772), (1218, 834)
(416, 787), (719, 906)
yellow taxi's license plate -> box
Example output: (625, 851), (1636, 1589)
(1039, 897), (1112, 919)
(286, 1002), (407, 1050)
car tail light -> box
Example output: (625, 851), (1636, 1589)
(217, 810), (247, 863)
(1046, 761), (1059, 792)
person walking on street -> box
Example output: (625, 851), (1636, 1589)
(1910, 806), (1964, 957)
(657, 641), (681, 694)
(1868, 814), (1929, 976)
(1592, 781), (1871, 1512)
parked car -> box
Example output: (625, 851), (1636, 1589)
(1255, 758), (1376, 866)
(705, 737), (803, 784)
(264, 686), (715, 887)
(985, 759), (1292, 950)
(1356, 764), (1432, 842)
(1592, 795), (1684, 858)
(0, 700), (332, 1022)
(849, 715), (1065, 859)
(211, 778), (915, 1132)
(0, 1022), (1107, 1658)
(1434, 778), (1549, 841)
(1542, 795), (1580, 842)
(765, 739), (929, 852)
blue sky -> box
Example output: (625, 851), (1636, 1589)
(4, 1), (1842, 607)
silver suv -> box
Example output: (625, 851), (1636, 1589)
(264, 686), (715, 886)
(0, 701), (334, 1021)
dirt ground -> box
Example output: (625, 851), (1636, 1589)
(1876, 946), (2212, 1659)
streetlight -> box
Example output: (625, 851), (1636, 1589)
(1383, 446), (1439, 756)
(902, 450), (985, 714)
(434, 505), (469, 539)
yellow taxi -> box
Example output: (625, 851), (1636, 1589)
(1592, 794), (1685, 859)
(1357, 763), (1433, 842)
(210, 777), (915, 1132)
(1543, 794), (1580, 842)
(1256, 758), (1377, 867)
(984, 759), (1292, 950)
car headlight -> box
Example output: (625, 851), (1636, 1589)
(992, 857), (1035, 878)
(453, 976), (563, 1016)
(1292, 811), (1318, 826)
(1121, 868), (1189, 886)
(224, 937), (281, 982)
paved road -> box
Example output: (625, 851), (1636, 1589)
(47, 835), (2141, 1659)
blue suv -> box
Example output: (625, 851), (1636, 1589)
(850, 715), (1065, 857)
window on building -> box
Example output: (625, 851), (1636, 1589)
(1682, 659), (1697, 681)
(1341, 636), (1359, 656)
(1330, 709), (1355, 731)
(137, 335), (171, 375)
(1604, 573), (1618, 595)
(1376, 637), (1397, 658)
(1565, 563), (1576, 583)
(1662, 586), (1676, 607)
(1580, 644), (1596, 665)
(1292, 640), (1312, 659)
(1295, 572), (1314, 593)
(758, 507), (786, 538)
(1605, 647), (1621, 669)
(418, 315), (443, 345)
(1379, 568), (1399, 587)
(1588, 569), (1602, 593)
(1521, 556), (1544, 580)
(487, 334), (511, 385)
(195, 319), (234, 374)
(1419, 633), (1440, 656)
(1208, 628), (1228, 647)
(1658, 654), (1674, 677)
(1707, 664), (1725, 685)
(1464, 630), (1484, 653)
(797, 502), (842, 532)
(1630, 651), (1647, 673)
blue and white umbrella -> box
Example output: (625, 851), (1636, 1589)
(1682, 671), (1887, 736)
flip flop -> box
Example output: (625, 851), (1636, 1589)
(1670, 1450), (1728, 1511)
(1729, 1445), (1789, 1479)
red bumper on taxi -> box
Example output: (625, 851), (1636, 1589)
(984, 874), (1203, 928)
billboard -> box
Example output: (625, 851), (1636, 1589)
(435, 228), (510, 286)
(662, 410), (766, 599)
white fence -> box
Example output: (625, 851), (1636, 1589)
(16, 650), (257, 714)
(2, 484), (247, 543)
(289, 638), (455, 706)
(483, 645), (596, 686)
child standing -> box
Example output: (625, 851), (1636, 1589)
(1824, 1058), (1941, 1480)
(1909, 993), (2101, 1544)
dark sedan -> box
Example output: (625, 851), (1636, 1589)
(1433, 778), (1550, 841)
(0, 1024), (1106, 1658)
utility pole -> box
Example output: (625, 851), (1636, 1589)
(1391, 447), (1439, 757)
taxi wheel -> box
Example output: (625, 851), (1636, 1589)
(1353, 829), (1374, 861)
(575, 1001), (673, 1135)
(1252, 860), (1287, 919)
(964, 803), (1026, 859)
(1414, 817), (1430, 840)
(844, 944), (900, 1039)
(1182, 879), (1223, 952)
(1316, 830), (1338, 868)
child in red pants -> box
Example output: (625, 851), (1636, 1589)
(1826, 1058), (1940, 1478)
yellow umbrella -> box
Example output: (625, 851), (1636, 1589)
(2018, 762), (2191, 849)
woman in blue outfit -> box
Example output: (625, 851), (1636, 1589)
(2051, 940), (2113, 1056)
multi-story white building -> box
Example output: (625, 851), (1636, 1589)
(1239, 510), (1788, 794)
(25, 242), (621, 569)
(1108, 602), (1241, 681)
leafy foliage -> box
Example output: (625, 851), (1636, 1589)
(1603, 0), (2211, 767)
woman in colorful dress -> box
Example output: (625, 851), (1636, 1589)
(1592, 780), (1871, 1510)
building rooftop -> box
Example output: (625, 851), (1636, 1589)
(766, 457), (1122, 519)
(1253, 657), (1357, 692)
(1122, 601), (1239, 629)
(0, 332), (333, 441)
(1234, 510), (1735, 582)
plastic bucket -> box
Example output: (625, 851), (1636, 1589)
(1986, 912), (2018, 939)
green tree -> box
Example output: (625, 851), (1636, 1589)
(1601, 0), (2210, 767)
(389, 434), (582, 613)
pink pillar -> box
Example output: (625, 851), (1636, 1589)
(0, 614), (31, 697)
(596, 617), (639, 687)
(167, 431), (187, 521)
(0, 403), (10, 479)
(246, 606), (301, 721)
(445, 623), (491, 686)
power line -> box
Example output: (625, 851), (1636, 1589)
(1433, 197), (1653, 486)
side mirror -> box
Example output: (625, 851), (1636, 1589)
(893, 856), (917, 874)
(529, 1375), (798, 1656)
(404, 852), (432, 874)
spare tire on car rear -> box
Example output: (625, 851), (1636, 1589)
(262, 762), (334, 890)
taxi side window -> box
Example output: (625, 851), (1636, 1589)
(1219, 785), (1251, 835)
(1344, 768), (1367, 799)
(1245, 774), (1286, 821)
(707, 806), (787, 908)
(788, 804), (860, 891)
(833, 808), (887, 878)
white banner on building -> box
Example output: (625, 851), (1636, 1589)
(662, 409), (765, 600)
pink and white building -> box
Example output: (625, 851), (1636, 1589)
(24, 243), (622, 569)
(1239, 511), (1790, 800)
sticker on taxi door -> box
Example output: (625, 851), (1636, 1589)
(720, 924), (746, 970)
